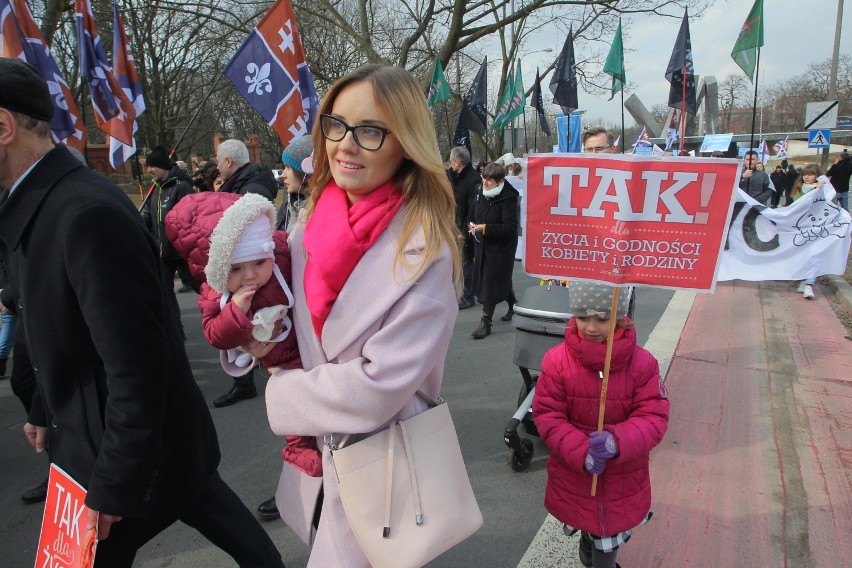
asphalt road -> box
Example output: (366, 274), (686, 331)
(0, 266), (674, 567)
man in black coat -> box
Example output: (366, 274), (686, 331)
(448, 146), (479, 309)
(826, 150), (851, 212)
(0, 58), (283, 568)
(739, 150), (772, 205)
(211, 138), (279, 407)
(217, 138), (278, 202)
(142, 147), (199, 339)
(770, 165), (788, 208)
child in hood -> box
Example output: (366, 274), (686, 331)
(532, 281), (669, 568)
(165, 192), (320, 477)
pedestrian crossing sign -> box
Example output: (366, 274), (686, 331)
(808, 129), (831, 148)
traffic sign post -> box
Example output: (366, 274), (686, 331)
(808, 129), (831, 149)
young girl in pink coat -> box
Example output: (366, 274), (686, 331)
(533, 281), (670, 568)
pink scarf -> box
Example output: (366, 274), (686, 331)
(303, 180), (404, 336)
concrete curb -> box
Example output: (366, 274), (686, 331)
(823, 275), (852, 315)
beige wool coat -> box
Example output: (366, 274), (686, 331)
(266, 205), (458, 567)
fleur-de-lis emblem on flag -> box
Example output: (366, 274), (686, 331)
(246, 62), (272, 95)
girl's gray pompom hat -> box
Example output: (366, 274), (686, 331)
(569, 281), (631, 319)
(205, 193), (276, 294)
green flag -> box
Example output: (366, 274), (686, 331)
(493, 60), (525, 133)
(492, 68), (516, 132)
(503, 60), (526, 125)
(603, 18), (625, 100)
(426, 57), (451, 108)
(731, 0), (764, 82)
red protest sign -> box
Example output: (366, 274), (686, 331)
(523, 153), (741, 291)
(36, 464), (97, 568)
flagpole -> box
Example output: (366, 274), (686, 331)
(443, 103), (452, 152)
(679, 64), (687, 154)
(138, 72), (226, 213)
(748, 48), (762, 168)
(522, 108), (529, 153)
(533, 111), (539, 153)
(620, 89), (625, 154)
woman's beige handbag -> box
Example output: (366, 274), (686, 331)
(329, 396), (483, 568)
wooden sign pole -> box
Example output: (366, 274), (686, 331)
(591, 287), (620, 497)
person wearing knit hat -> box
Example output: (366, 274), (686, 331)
(165, 191), (302, 382)
(142, 144), (198, 336)
(165, 191), (318, 522)
(276, 135), (313, 231)
(533, 278), (668, 568)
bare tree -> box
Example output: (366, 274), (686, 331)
(764, 55), (852, 132)
(718, 74), (750, 131)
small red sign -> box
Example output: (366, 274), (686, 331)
(36, 464), (96, 568)
(523, 153), (741, 291)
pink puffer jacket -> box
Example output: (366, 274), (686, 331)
(164, 192), (300, 370)
(165, 192), (320, 476)
(532, 319), (669, 536)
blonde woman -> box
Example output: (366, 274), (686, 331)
(262, 65), (461, 566)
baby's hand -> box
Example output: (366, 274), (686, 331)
(232, 285), (257, 313)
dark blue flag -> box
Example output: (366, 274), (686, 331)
(665, 10), (697, 115)
(531, 68), (550, 137)
(458, 57), (488, 136)
(550, 28), (578, 113)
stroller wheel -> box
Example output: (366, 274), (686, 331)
(508, 438), (534, 472)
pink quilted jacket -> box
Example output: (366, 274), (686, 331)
(165, 192), (320, 476)
(532, 319), (669, 536)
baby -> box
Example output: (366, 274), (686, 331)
(165, 192), (320, 476)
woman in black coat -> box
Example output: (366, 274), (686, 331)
(469, 162), (520, 339)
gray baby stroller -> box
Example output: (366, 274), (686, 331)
(503, 281), (572, 471)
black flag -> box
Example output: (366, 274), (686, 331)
(453, 114), (471, 154)
(531, 68), (551, 137)
(665, 10), (697, 115)
(550, 28), (578, 113)
(458, 57), (488, 136)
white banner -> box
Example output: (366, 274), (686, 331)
(718, 179), (851, 281)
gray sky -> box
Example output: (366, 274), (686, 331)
(517, 0), (850, 126)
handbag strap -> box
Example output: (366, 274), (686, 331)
(398, 418), (423, 526)
(383, 426), (395, 538)
(381, 414), (424, 539)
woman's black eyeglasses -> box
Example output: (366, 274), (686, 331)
(320, 114), (391, 151)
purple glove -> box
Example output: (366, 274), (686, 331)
(584, 452), (606, 474)
(588, 431), (618, 461)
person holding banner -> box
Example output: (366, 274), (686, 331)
(262, 64), (461, 566)
(469, 162), (520, 338)
(739, 150), (772, 205)
(532, 281), (669, 568)
(789, 164), (828, 300)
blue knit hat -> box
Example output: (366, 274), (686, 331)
(281, 136), (312, 175)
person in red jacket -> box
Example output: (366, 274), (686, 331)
(533, 281), (670, 568)
(165, 191), (321, 519)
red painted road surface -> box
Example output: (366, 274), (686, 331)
(622, 280), (852, 568)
